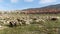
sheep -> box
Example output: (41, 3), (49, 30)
(21, 20), (26, 25)
(16, 18), (28, 25)
(8, 21), (17, 27)
(24, 19), (33, 25)
(9, 22), (13, 27)
(19, 22), (23, 26)
(24, 19), (34, 24)
(35, 19), (41, 22)
(25, 21), (30, 25)
(46, 16), (60, 21)
(35, 19), (45, 24)
(32, 18), (37, 20)
(0, 25), (2, 28)
(51, 18), (57, 21)
(50, 16), (60, 21)
(16, 18), (20, 22)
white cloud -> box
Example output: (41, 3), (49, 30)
(39, 0), (57, 4)
(11, 0), (19, 3)
(24, 0), (34, 2)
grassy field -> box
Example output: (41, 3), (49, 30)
(0, 14), (60, 34)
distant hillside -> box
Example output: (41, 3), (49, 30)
(22, 4), (60, 14)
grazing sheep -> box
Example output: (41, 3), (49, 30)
(50, 16), (60, 21)
(19, 22), (22, 26)
(21, 20), (26, 25)
(9, 21), (17, 27)
(29, 19), (33, 23)
(33, 18), (37, 20)
(17, 18), (30, 25)
(0, 25), (2, 28)
(13, 22), (17, 26)
(25, 21), (30, 25)
(35, 19), (45, 24)
(9, 22), (13, 27)
(35, 19), (41, 22)
(25, 19), (33, 25)
(46, 16), (60, 21)
(17, 18), (20, 22)
(51, 18), (57, 21)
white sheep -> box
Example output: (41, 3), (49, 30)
(35, 19), (45, 23)
(25, 21), (30, 25)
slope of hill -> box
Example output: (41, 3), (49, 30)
(22, 4), (60, 14)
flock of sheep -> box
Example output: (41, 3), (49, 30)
(3, 16), (59, 27)
(0, 15), (59, 27)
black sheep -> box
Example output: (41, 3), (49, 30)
(9, 22), (13, 27)
(51, 17), (58, 21)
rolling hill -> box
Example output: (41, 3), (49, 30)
(22, 4), (60, 14)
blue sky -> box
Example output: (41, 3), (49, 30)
(0, 0), (60, 10)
